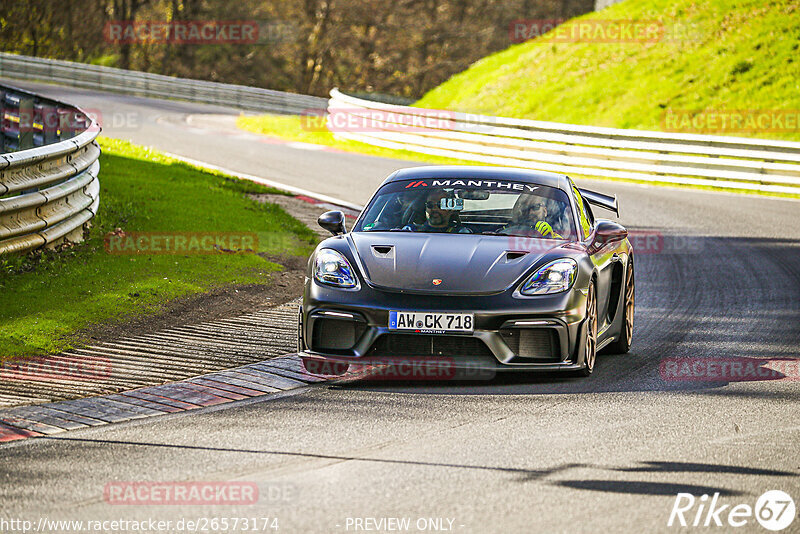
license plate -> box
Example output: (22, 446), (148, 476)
(389, 311), (474, 333)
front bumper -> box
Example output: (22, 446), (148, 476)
(300, 278), (590, 372)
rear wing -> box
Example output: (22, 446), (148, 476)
(578, 188), (619, 217)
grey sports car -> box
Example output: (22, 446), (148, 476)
(298, 166), (634, 378)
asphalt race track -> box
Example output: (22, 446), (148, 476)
(2, 80), (799, 533)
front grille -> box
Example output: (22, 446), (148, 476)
(367, 334), (494, 358)
(311, 318), (365, 351)
(500, 328), (560, 362)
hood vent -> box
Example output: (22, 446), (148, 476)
(350, 232), (552, 294)
(371, 245), (395, 258)
(505, 251), (528, 262)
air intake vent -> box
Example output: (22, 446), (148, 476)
(500, 328), (559, 362)
(505, 251), (528, 262)
(368, 334), (493, 358)
(311, 318), (365, 351)
(372, 245), (395, 258)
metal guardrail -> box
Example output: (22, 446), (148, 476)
(328, 89), (800, 195)
(0, 52), (326, 114)
(0, 83), (100, 254)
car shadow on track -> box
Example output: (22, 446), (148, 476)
(35, 434), (796, 497)
(550, 480), (745, 496)
(325, 348), (799, 396)
(546, 460), (797, 496)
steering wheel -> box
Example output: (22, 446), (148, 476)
(401, 198), (425, 227)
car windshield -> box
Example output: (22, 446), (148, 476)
(354, 178), (577, 239)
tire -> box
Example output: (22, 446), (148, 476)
(605, 258), (635, 354)
(301, 358), (349, 376)
(577, 281), (598, 377)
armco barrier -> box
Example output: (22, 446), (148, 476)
(0, 52), (326, 114)
(327, 89), (800, 195)
(0, 83), (100, 254)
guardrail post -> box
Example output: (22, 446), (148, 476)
(40, 104), (59, 145)
(18, 95), (34, 151)
(0, 89), (5, 153)
(58, 108), (76, 141)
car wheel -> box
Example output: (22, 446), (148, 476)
(606, 258), (635, 354)
(301, 358), (350, 376)
(577, 282), (598, 377)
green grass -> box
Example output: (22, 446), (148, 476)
(0, 138), (317, 359)
(235, 1), (800, 200)
(416, 0), (800, 141)
(236, 114), (478, 165)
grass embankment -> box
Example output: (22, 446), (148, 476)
(0, 138), (317, 359)
(236, 0), (799, 199)
(416, 0), (800, 141)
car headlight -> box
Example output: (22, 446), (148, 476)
(314, 249), (358, 288)
(520, 258), (577, 295)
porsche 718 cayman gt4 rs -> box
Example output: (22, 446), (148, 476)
(298, 166), (634, 377)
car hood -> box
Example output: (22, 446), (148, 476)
(349, 232), (564, 294)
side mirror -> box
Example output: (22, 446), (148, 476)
(318, 210), (346, 236)
(588, 219), (627, 254)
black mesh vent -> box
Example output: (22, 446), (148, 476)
(311, 318), (365, 351)
(500, 328), (559, 362)
(368, 334), (493, 358)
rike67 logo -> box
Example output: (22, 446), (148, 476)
(669, 490), (796, 531)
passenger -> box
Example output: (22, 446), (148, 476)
(500, 195), (563, 238)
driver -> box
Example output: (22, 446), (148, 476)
(501, 195), (563, 238)
(407, 190), (472, 233)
